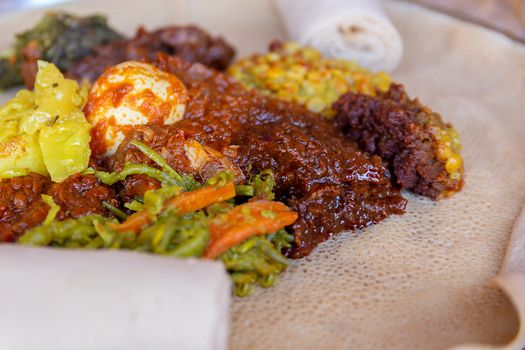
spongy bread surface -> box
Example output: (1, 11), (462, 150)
(0, 1), (523, 349)
(230, 2), (525, 349)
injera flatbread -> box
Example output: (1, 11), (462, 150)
(0, 1), (524, 349)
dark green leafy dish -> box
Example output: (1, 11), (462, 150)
(0, 12), (122, 89)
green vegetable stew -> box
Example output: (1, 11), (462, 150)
(18, 140), (297, 297)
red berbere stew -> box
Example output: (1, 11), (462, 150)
(0, 174), (117, 242)
(103, 54), (407, 258)
(0, 54), (407, 258)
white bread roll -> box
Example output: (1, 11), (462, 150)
(274, 0), (403, 72)
(0, 246), (230, 350)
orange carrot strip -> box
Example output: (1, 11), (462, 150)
(204, 200), (298, 259)
(111, 181), (236, 233)
(164, 181), (236, 215)
(111, 211), (151, 233)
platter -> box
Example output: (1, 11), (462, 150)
(0, 1), (524, 349)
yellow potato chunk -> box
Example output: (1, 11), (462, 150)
(0, 61), (92, 182)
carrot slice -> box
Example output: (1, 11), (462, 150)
(204, 200), (298, 259)
(111, 181), (236, 233)
(164, 181), (235, 215)
(111, 211), (151, 234)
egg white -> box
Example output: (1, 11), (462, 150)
(85, 61), (188, 157)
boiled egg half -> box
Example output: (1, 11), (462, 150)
(84, 61), (188, 157)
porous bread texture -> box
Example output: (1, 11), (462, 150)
(0, 0), (524, 349)
(230, 2), (525, 349)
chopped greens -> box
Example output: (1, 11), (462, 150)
(234, 184), (254, 196)
(17, 164), (295, 297)
(88, 140), (199, 191)
(88, 163), (181, 187)
(19, 211), (209, 257)
(220, 236), (288, 297)
(18, 214), (117, 247)
(269, 229), (295, 252)
(102, 201), (128, 221)
(142, 185), (183, 215)
(205, 170), (234, 188)
(124, 200), (145, 212)
(129, 140), (198, 191)
(233, 169), (277, 199)
(0, 56), (23, 89)
(137, 212), (210, 257)
(249, 169), (277, 200)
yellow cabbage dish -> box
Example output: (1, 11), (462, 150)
(0, 61), (91, 182)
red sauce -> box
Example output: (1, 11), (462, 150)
(1, 54), (407, 258)
(0, 173), (118, 242)
(0, 173), (50, 242)
(108, 83), (133, 108)
(48, 174), (119, 220)
(88, 118), (110, 156)
(110, 54), (407, 258)
(121, 88), (171, 125)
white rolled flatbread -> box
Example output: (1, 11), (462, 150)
(0, 246), (230, 350)
(274, 0), (403, 72)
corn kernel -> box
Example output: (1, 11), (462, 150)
(228, 42), (391, 117)
(436, 144), (452, 161)
(445, 154), (462, 174)
(306, 97), (326, 113)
